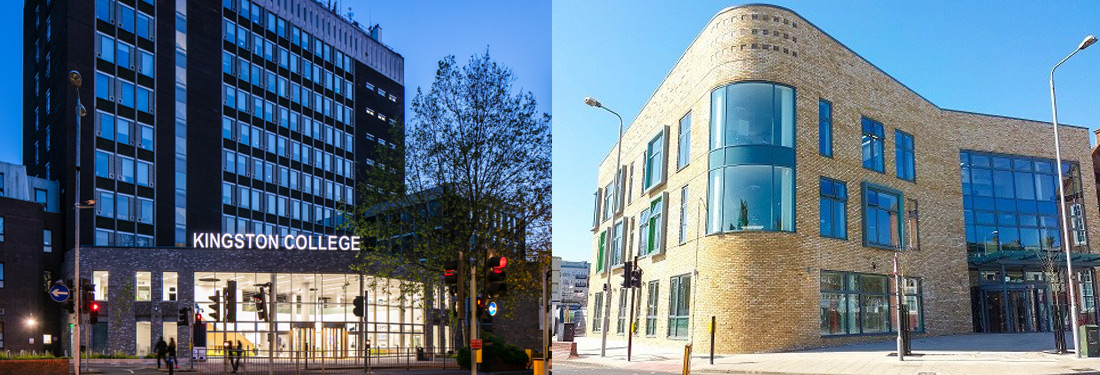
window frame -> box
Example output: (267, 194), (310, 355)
(860, 117), (885, 173)
(667, 273), (691, 339)
(895, 130), (915, 181)
(643, 127), (669, 193)
(861, 182), (905, 250)
(677, 112), (691, 170)
(819, 177), (848, 240)
(819, 99), (833, 157)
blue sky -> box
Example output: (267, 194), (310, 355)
(0, 0), (551, 166)
(552, 1), (1100, 262)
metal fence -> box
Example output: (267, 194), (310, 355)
(191, 348), (458, 374)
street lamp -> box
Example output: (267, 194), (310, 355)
(1049, 34), (1095, 357)
(584, 96), (623, 358)
(69, 70), (87, 375)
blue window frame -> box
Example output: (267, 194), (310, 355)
(862, 183), (903, 249)
(895, 130), (915, 181)
(820, 177), (847, 239)
(819, 99), (832, 157)
(861, 117), (884, 173)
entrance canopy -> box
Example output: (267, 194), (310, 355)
(969, 250), (1100, 268)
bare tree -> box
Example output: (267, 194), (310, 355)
(346, 50), (551, 346)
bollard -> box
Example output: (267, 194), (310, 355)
(525, 349), (533, 369)
(532, 358), (544, 374)
(682, 343), (693, 375)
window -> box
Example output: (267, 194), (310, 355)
(136, 271), (151, 301)
(97, 190), (114, 218)
(643, 130), (666, 191)
(679, 186), (690, 244)
(960, 151), (1081, 254)
(0, 217), (4, 242)
(593, 292), (603, 332)
(602, 182), (614, 221)
(820, 271), (923, 336)
(863, 183), (903, 249)
(820, 177), (847, 239)
(139, 125), (153, 151)
(117, 194), (131, 221)
(707, 82), (796, 234)
(861, 117), (885, 173)
(0, 263), (3, 288)
(639, 193), (667, 256)
(596, 230), (606, 271)
(43, 230), (52, 253)
(120, 157), (135, 183)
(139, 198), (153, 224)
(34, 188), (47, 205)
(616, 290), (627, 334)
(163, 272), (178, 301)
(97, 33), (115, 63)
(895, 130), (915, 181)
(139, 51), (154, 78)
(668, 274), (691, 338)
(819, 99), (832, 157)
(906, 199), (919, 251)
(117, 118), (132, 145)
(645, 280), (659, 336)
(610, 221), (623, 266)
(118, 5), (135, 33)
(677, 112), (691, 169)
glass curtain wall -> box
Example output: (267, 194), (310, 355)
(194, 272), (425, 357)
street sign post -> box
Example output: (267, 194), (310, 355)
(487, 302), (497, 317)
(471, 339), (483, 350)
(49, 284), (70, 303)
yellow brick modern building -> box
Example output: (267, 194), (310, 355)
(587, 4), (1100, 353)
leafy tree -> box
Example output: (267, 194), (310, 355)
(347, 50), (551, 347)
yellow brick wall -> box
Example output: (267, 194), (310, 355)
(586, 4), (1097, 353)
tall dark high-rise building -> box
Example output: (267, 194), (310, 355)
(24, 0), (404, 249)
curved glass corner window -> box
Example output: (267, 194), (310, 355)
(706, 81), (796, 234)
(710, 82), (795, 149)
(707, 165), (794, 233)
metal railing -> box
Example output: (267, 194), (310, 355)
(194, 347), (457, 374)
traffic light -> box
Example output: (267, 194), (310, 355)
(195, 313), (203, 324)
(630, 265), (643, 288)
(89, 301), (100, 325)
(486, 256), (508, 298)
(80, 279), (94, 313)
(475, 296), (485, 319)
(621, 261), (633, 288)
(207, 290), (222, 322)
(443, 261), (458, 296)
(352, 295), (365, 318)
(178, 307), (191, 326)
(225, 281), (237, 323)
(65, 300), (74, 314)
(254, 287), (268, 322)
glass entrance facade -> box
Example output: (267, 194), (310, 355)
(194, 272), (425, 357)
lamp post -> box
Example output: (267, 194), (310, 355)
(584, 96), (623, 358)
(68, 70), (87, 375)
(1049, 34), (1096, 357)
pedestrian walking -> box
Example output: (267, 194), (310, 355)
(167, 338), (177, 368)
(231, 340), (243, 373)
(166, 338), (177, 375)
(155, 336), (167, 369)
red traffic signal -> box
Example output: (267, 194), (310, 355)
(90, 302), (100, 311)
(443, 261), (458, 285)
(487, 256), (507, 270)
(195, 313), (203, 322)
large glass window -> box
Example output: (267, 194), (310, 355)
(136, 271), (151, 301)
(677, 112), (691, 169)
(707, 165), (794, 233)
(895, 130), (915, 181)
(679, 186), (689, 244)
(821, 271), (923, 336)
(596, 230), (606, 271)
(863, 184), (902, 249)
(668, 274), (691, 338)
(861, 117), (885, 173)
(616, 290), (627, 334)
(961, 150), (1084, 254)
(819, 99), (832, 157)
(43, 230), (52, 253)
(639, 194), (666, 256)
(711, 82), (795, 148)
(610, 220), (623, 266)
(820, 177), (847, 239)
(707, 82), (796, 234)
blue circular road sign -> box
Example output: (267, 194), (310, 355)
(488, 301), (497, 317)
(49, 284), (71, 303)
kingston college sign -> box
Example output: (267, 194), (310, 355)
(192, 233), (363, 251)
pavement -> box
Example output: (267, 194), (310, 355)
(557, 332), (1100, 375)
